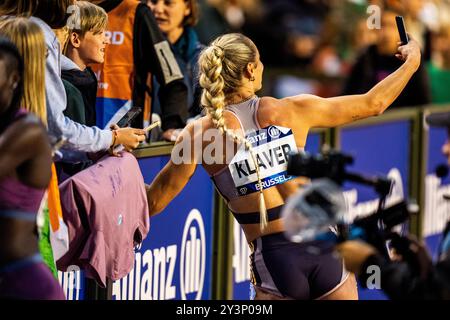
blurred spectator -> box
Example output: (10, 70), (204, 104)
(196, 0), (264, 44)
(342, 9), (431, 108)
(90, 0), (188, 135)
(347, 18), (378, 61)
(244, 0), (338, 98)
(311, 45), (342, 77)
(435, 0), (450, 27)
(427, 24), (450, 104)
(195, 0), (230, 44)
(310, 14), (346, 78)
(145, 0), (204, 141)
(249, 0), (331, 67)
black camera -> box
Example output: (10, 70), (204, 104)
(286, 149), (417, 259)
(287, 150), (392, 195)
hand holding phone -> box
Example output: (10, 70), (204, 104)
(394, 17), (421, 68)
(110, 121), (161, 155)
(396, 16), (409, 45)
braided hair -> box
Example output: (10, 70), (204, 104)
(198, 33), (268, 230)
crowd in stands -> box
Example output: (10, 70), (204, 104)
(198, 0), (450, 105)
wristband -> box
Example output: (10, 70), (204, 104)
(110, 130), (119, 150)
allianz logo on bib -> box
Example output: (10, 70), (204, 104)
(246, 126), (287, 146)
(267, 126), (281, 139)
(247, 131), (267, 145)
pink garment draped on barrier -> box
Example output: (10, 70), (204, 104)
(57, 152), (150, 287)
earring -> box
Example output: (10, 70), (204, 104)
(250, 76), (255, 81)
(12, 82), (18, 90)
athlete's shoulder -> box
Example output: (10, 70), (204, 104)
(259, 96), (279, 106)
(257, 96), (287, 126)
(178, 115), (209, 138)
(259, 96), (293, 111)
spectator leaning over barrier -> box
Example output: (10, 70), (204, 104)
(145, 0), (205, 141)
(0, 0), (147, 163)
(57, 1), (111, 178)
(88, 0), (189, 137)
(63, 1), (109, 128)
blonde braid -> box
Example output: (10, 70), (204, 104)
(199, 35), (268, 230)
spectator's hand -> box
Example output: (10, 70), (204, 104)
(395, 37), (421, 70)
(336, 240), (378, 275)
(110, 124), (146, 153)
(162, 129), (182, 142)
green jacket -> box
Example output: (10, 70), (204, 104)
(62, 79), (86, 125)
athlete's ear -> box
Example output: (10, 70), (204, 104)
(245, 62), (255, 80)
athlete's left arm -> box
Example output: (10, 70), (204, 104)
(146, 123), (197, 216)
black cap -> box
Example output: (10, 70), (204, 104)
(426, 112), (450, 128)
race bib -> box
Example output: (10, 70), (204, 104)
(229, 126), (297, 196)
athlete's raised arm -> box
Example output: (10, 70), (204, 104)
(282, 39), (421, 130)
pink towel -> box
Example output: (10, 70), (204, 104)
(57, 152), (150, 287)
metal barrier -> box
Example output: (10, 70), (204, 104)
(421, 105), (450, 260)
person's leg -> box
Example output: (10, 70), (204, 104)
(318, 273), (358, 300)
(254, 287), (291, 300)
(309, 246), (359, 300)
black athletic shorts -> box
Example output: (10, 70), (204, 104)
(249, 232), (348, 300)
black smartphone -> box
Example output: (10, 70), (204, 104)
(396, 16), (409, 45)
(116, 106), (142, 128)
